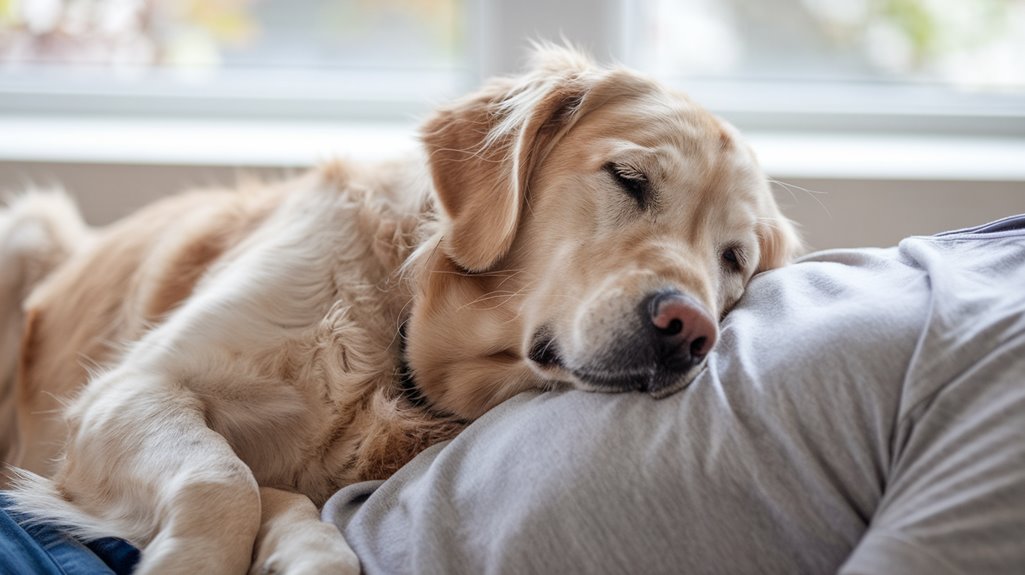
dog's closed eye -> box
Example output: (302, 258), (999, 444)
(604, 162), (650, 209)
(720, 244), (746, 273)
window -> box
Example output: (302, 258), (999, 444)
(0, 0), (466, 119)
(2, 0), (1022, 135)
(2, 1), (1021, 240)
(637, 0), (1025, 89)
(628, 0), (1025, 134)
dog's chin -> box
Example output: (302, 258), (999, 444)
(566, 361), (704, 396)
(526, 338), (705, 397)
(645, 367), (700, 397)
(525, 328), (706, 397)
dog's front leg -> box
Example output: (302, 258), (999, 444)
(251, 487), (360, 575)
(39, 367), (265, 575)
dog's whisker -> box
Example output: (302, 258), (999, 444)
(770, 178), (800, 203)
(770, 178), (828, 196)
(769, 178), (831, 219)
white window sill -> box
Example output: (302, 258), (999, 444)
(747, 132), (1025, 182)
(0, 117), (420, 166)
(1, 116), (1024, 182)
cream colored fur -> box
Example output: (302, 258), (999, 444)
(0, 47), (799, 575)
(0, 190), (90, 464)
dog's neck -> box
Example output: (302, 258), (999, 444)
(399, 240), (540, 420)
(357, 155), (540, 421)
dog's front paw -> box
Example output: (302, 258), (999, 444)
(251, 521), (360, 575)
(254, 552), (360, 575)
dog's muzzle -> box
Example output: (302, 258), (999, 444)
(528, 289), (717, 395)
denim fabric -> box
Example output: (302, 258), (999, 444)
(0, 493), (138, 575)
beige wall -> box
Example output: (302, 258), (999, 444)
(0, 162), (292, 226)
(2, 161), (1024, 252)
(774, 178), (1025, 251)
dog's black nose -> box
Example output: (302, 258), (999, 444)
(642, 290), (717, 373)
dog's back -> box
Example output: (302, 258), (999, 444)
(3, 163), (462, 494)
(2, 183), (286, 480)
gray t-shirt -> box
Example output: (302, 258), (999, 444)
(324, 215), (1025, 574)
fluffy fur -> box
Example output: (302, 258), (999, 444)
(0, 47), (800, 574)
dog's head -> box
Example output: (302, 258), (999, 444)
(407, 46), (801, 419)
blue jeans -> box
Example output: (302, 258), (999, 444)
(0, 493), (138, 575)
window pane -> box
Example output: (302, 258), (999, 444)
(635, 0), (1025, 91)
(0, 0), (466, 118)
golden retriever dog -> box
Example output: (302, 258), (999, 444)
(0, 46), (799, 574)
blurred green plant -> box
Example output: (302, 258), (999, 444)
(880, 0), (1007, 63)
(802, 0), (1023, 85)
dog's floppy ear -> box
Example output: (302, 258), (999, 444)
(757, 210), (803, 273)
(421, 49), (592, 272)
